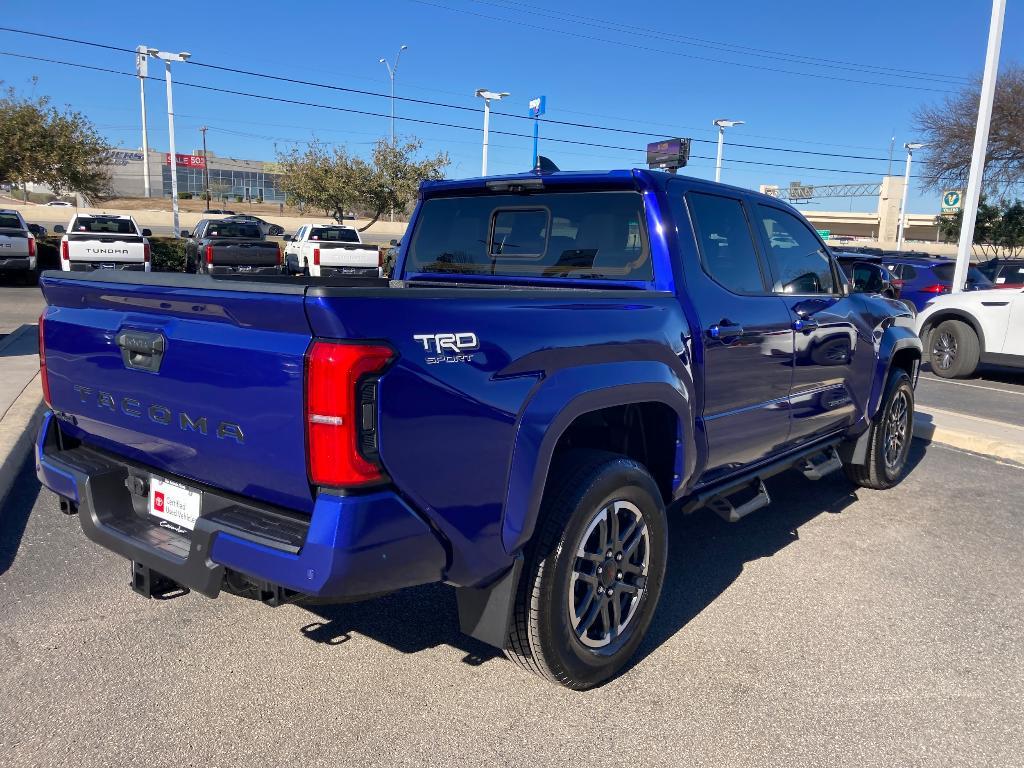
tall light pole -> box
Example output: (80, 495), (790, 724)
(953, 0), (1006, 292)
(896, 142), (924, 251)
(475, 89), (509, 176)
(713, 119), (744, 183)
(136, 46), (151, 198)
(378, 45), (408, 147)
(146, 48), (191, 238)
(200, 126), (211, 212)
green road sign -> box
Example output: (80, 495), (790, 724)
(941, 190), (963, 214)
(816, 229), (831, 239)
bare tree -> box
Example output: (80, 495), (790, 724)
(914, 65), (1024, 195)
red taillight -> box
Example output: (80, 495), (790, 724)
(61, 240), (69, 261)
(305, 341), (393, 487)
(205, 244), (214, 265)
(28, 237), (36, 258)
(312, 247), (320, 267)
(39, 313), (51, 408)
(922, 284), (949, 294)
(891, 278), (904, 290)
(143, 243), (151, 263)
(276, 243), (282, 266)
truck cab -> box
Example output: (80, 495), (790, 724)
(0, 209), (38, 282)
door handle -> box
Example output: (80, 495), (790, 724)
(116, 330), (166, 373)
(707, 322), (744, 340)
(793, 318), (819, 333)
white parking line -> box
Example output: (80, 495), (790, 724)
(918, 376), (1024, 397)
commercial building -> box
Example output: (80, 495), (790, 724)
(105, 149), (286, 202)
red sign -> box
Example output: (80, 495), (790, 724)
(165, 153), (206, 169)
(153, 491), (165, 512)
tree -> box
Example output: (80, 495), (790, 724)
(0, 82), (112, 200)
(914, 64), (1024, 195)
(277, 137), (449, 230)
(935, 197), (1024, 257)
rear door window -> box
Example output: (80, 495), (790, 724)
(686, 192), (766, 294)
(756, 205), (836, 294)
(407, 191), (652, 281)
(0, 213), (22, 229)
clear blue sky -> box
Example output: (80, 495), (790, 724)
(1, 0), (1020, 213)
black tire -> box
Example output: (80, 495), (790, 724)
(929, 319), (980, 379)
(843, 369), (914, 490)
(507, 450), (668, 689)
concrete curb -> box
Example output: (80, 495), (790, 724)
(913, 407), (1024, 466)
(0, 372), (43, 508)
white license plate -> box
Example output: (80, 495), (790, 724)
(148, 476), (202, 531)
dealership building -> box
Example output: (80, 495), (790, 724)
(105, 149), (286, 202)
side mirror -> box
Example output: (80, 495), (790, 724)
(180, 230), (191, 239)
(283, 234), (292, 242)
(53, 224), (65, 234)
(389, 239), (398, 246)
(141, 228), (152, 237)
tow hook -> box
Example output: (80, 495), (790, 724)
(59, 497), (78, 515)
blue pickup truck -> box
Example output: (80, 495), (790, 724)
(35, 169), (920, 689)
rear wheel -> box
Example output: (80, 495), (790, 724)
(507, 451), (667, 690)
(929, 319), (980, 379)
(843, 369), (914, 490)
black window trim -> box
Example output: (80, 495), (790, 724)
(753, 201), (844, 298)
(683, 189), (773, 297)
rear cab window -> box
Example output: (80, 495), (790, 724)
(206, 223), (262, 239)
(406, 191), (652, 282)
(0, 212), (24, 229)
(71, 216), (137, 235)
(310, 227), (360, 243)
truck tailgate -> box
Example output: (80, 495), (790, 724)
(209, 240), (280, 267)
(40, 272), (314, 512)
(318, 242), (379, 268)
(67, 234), (147, 263)
(0, 229), (32, 257)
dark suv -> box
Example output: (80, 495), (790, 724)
(978, 258), (1024, 289)
(881, 256), (993, 311)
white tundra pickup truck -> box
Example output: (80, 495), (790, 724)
(0, 209), (38, 283)
(917, 287), (1024, 378)
(283, 224), (381, 278)
(56, 214), (151, 272)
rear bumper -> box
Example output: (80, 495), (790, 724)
(35, 410), (447, 599)
(0, 257), (35, 271)
(208, 264), (283, 275)
(319, 266), (382, 278)
(64, 262), (150, 272)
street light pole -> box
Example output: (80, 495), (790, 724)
(378, 45), (408, 147)
(147, 48), (191, 239)
(713, 118), (744, 183)
(896, 142), (923, 251)
(200, 126), (210, 212)
(136, 46), (152, 198)
(475, 89), (510, 176)
(953, 0), (1006, 293)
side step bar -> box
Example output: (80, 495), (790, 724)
(682, 439), (843, 523)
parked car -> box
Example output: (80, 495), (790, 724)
(56, 214), (151, 272)
(205, 209), (236, 215)
(977, 258), (1024, 289)
(283, 224), (382, 277)
(917, 286), (1024, 378)
(34, 168), (920, 689)
(45, 200), (74, 207)
(27, 223), (47, 238)
(0, 209), (38, 283)
(220, 214), (285, 237)
(881, 255), (993, 311)
(182, 218), (282, 275)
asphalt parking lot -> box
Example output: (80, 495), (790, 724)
(1, 440), (1021, 767)
(0, 283), (44, 336)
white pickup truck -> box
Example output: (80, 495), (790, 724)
(0, 209), (38, 283)
(283, 224), (381, 278)
(55, 214), (151, 272)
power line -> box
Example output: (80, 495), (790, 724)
(0, 49), (907, 178)
(407, 0), (956, 94)
(0, 26), (904, 162)
(467, 0), (972, 86)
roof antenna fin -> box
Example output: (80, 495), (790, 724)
(533, 155), (559, 173)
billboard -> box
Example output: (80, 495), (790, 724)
(646, 138), (691, 171)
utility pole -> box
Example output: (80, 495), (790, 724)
(897, 142), (923, 251)
(713, 119), (744, 183)
(200, 126), (211, 211)
(953, 0), (1006, 293)
(136, 45), (151, 198)
(475, 89), (509, 176)
(146, 47), (192, 238)
(887, 131), (895, 178)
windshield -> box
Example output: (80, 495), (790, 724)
(931, 263), (993, 286)
(407, 191), (652, 281)
(72, 217), (137, 235)
(0, 213), (23, 229)
(310, 227), (360, 243)
(206, 222), (262, 239)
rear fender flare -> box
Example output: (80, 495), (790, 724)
(501, 360), (695, 555)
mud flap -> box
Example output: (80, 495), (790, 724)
(455, 555), (523, 650)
